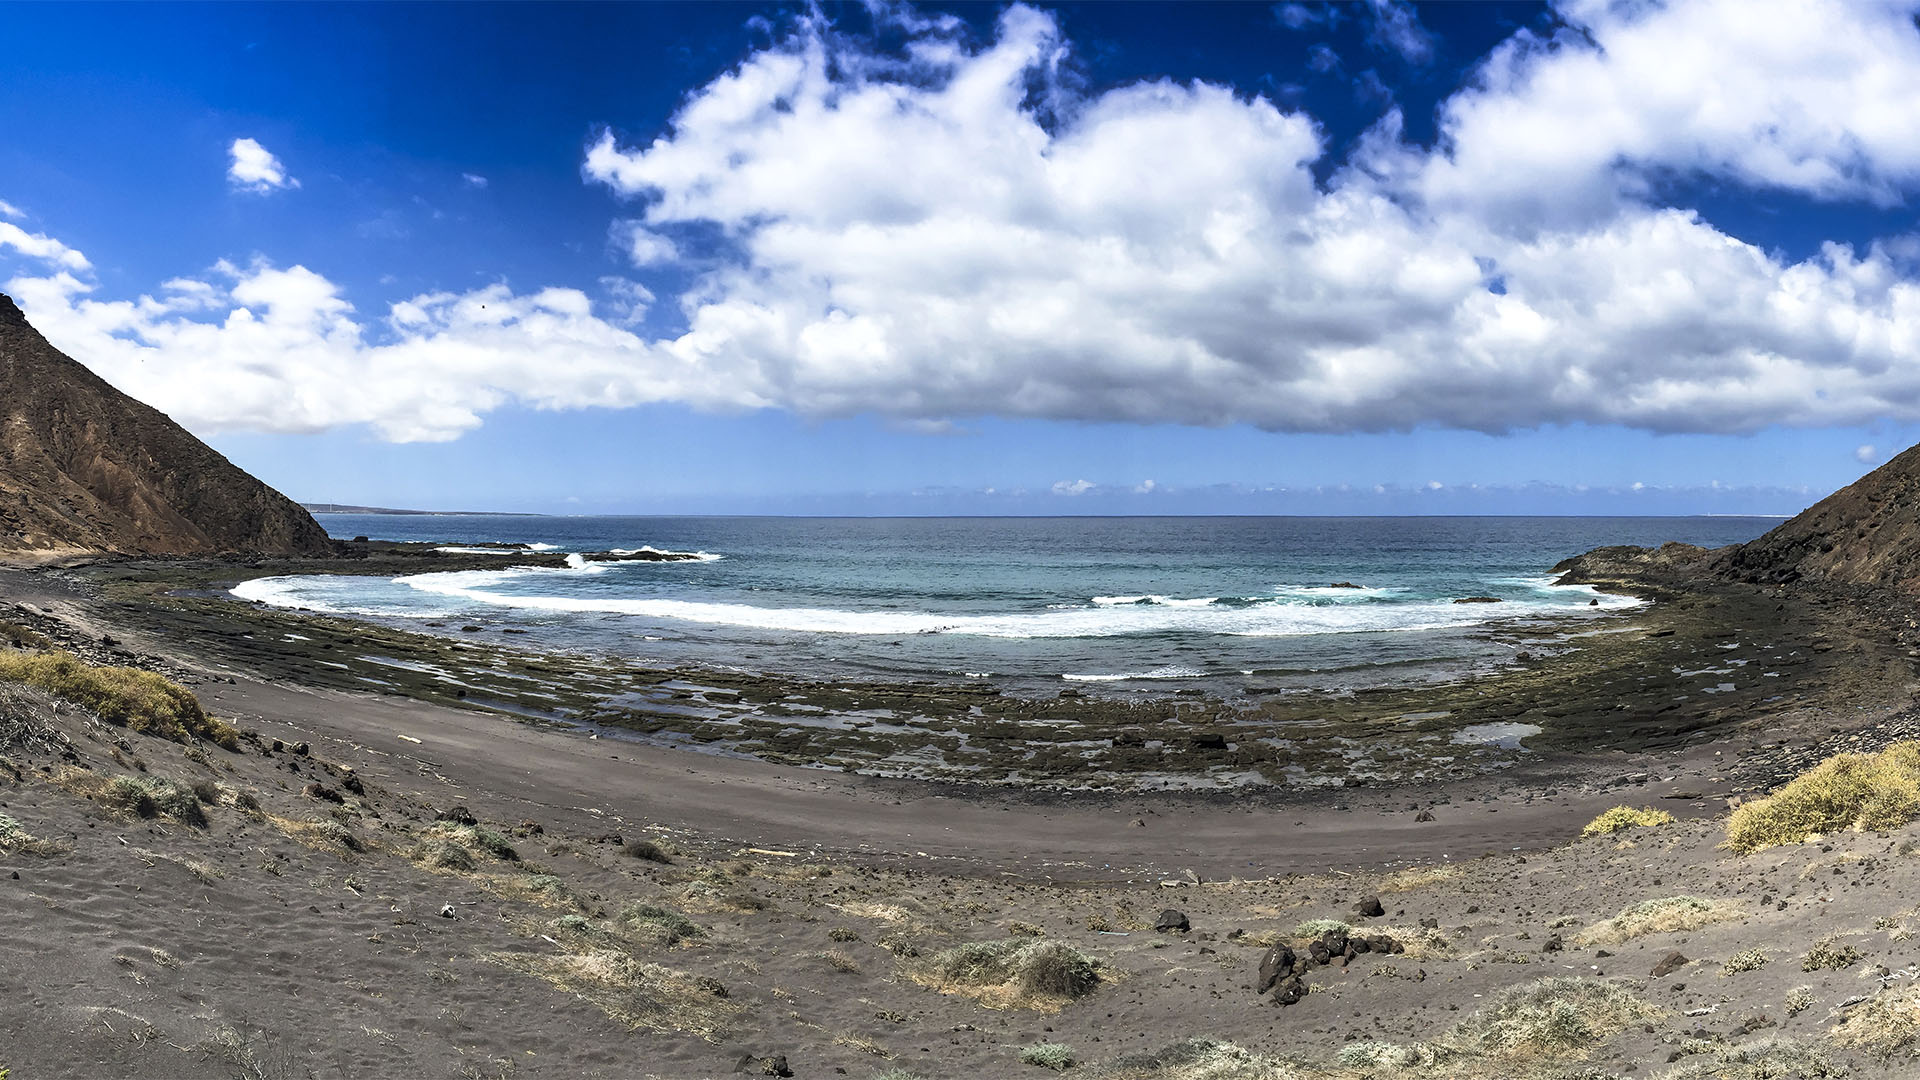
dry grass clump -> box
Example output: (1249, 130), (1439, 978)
(1582, 806), (1675, 837)
(56, 768), (208, 827)
(0, 650), (239, 749)
(1655, 1037), (1847, 1078)
(1720, 948), (1768, 975)
(0, 812), (66, 856)
(1378, 865), (1461, 892)
(1085, 1038), (1302, 1080)
(272, 816), (362, 853)
(1576, 896), (1740, 946)
(917, 937), (1101, 1011)
(486, 948), (736, 1038)
(1442, 977), (1659, 1060)
(416, 821), (516, 866)
(1831, 984), (1920, 1062)
(1727, 741), (1920, 853)
(621, 837), (673, 864)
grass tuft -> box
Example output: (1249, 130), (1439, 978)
(619, 903), (705, 947)
(1442, 976), (1659, 1059)
(486, 948), (737, 1039)
(1019, 1042), (1077, 1071)
(1582, 805), (1676, 837)
(1293, 918), (1352, 939)
(0, 650), (239, 749)
(918, 937), (1101, 1011)
(1727, 741), (1920, 853)
(1576, 896), (1740, 945)
(1658, 1037), (1848, 1078)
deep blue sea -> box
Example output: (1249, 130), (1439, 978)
(236, 515), (1778, 696)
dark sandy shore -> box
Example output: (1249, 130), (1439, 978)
(4, 556), (1920, 1077)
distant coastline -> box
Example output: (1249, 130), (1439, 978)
(302, 503), (541, 517)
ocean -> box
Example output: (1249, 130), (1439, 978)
(235, 514), (1777, 697)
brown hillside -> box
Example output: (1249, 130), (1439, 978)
(0, 293), (333, 556)
(1716, 440), (1920, 592)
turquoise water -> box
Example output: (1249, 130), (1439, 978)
(235, 515), (1776, 695)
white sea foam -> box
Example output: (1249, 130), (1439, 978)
(235, 563), (1643, 641)
(1063, 666), (1209, 682)
(609, 546), (724, 562)
(527, 542), (560, 551)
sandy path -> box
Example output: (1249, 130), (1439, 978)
(197, 676), (1727, 883)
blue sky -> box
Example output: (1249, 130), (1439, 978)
(5, 0), (1920, 515)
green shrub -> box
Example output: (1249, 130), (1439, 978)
(95, 774), (207, 826)
(620, 903), (704, 946)
(0, 651), (239, 749)
(1728, 742), (1920, 853)
(1582, 805), (1675, 836)
(470, 827), (518, 861)
(1293, 918), (1351, 938)
(1019, 1042), (1076, 1071)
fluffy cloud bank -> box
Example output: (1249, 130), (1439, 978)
(7, 0), (1920, 441)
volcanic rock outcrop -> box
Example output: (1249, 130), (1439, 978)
(1715, 441), (1920, 592)
(0, 293), (332, 556)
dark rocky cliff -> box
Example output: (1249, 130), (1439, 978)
(0, 293), (334, 556)
(1714, 441), (1920, 593)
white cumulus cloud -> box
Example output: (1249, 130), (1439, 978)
(0, 199), (24, 221)
(1051, 479), (1095, 496)
(9, 0), (1920, 446)
(227, 138), (299, 193)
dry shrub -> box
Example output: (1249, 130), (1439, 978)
(1658, 1037), (1847, 1078)
(622, 837), (672, 864)
(1727, 741), (1920, 853)
(1802, 935), (1862, 972)
(0, 682), (77, 757)
(917, 937), (1100, 1011)
(1378, 864), (1461, 893)
(0, 651), (239, 749)
(1576, 896), (1740, 946)
(1441, 977), (1659, 1059)
(487, 948), (736, 1038)
(1831, 984), (1920, 1062)
(1582, 806), (1676, 837)
(0, 619), (49, 650)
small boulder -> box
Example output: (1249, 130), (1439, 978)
(340, 772), (365, 796)
(1272, 975), (1306, 1006)
(1257, 944), (1297, 993)
(436, 805), (479, 826)
(1651, 951), (1688, 978)
(438, 903), (457, 920)
(1155, 909), (1190, 933)
(1414, 809), (1435, 822)
(1355, 894), (1385, 918)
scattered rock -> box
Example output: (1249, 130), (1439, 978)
(735, 1053), (794, 1077)
(438, 904), (457, 920)
(1355, 894), (1385, 918)
(1652, 952), (1688, 978)
(1414, 809), (1435, 822)
(1454, 596), (1504, 604)
(436, 805), (479, 826)
(302, 782), (344, 804)
(340, 773), (365, 796)
(1155, 909), (1190, 933)
(1541, 934), (1564, 953)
